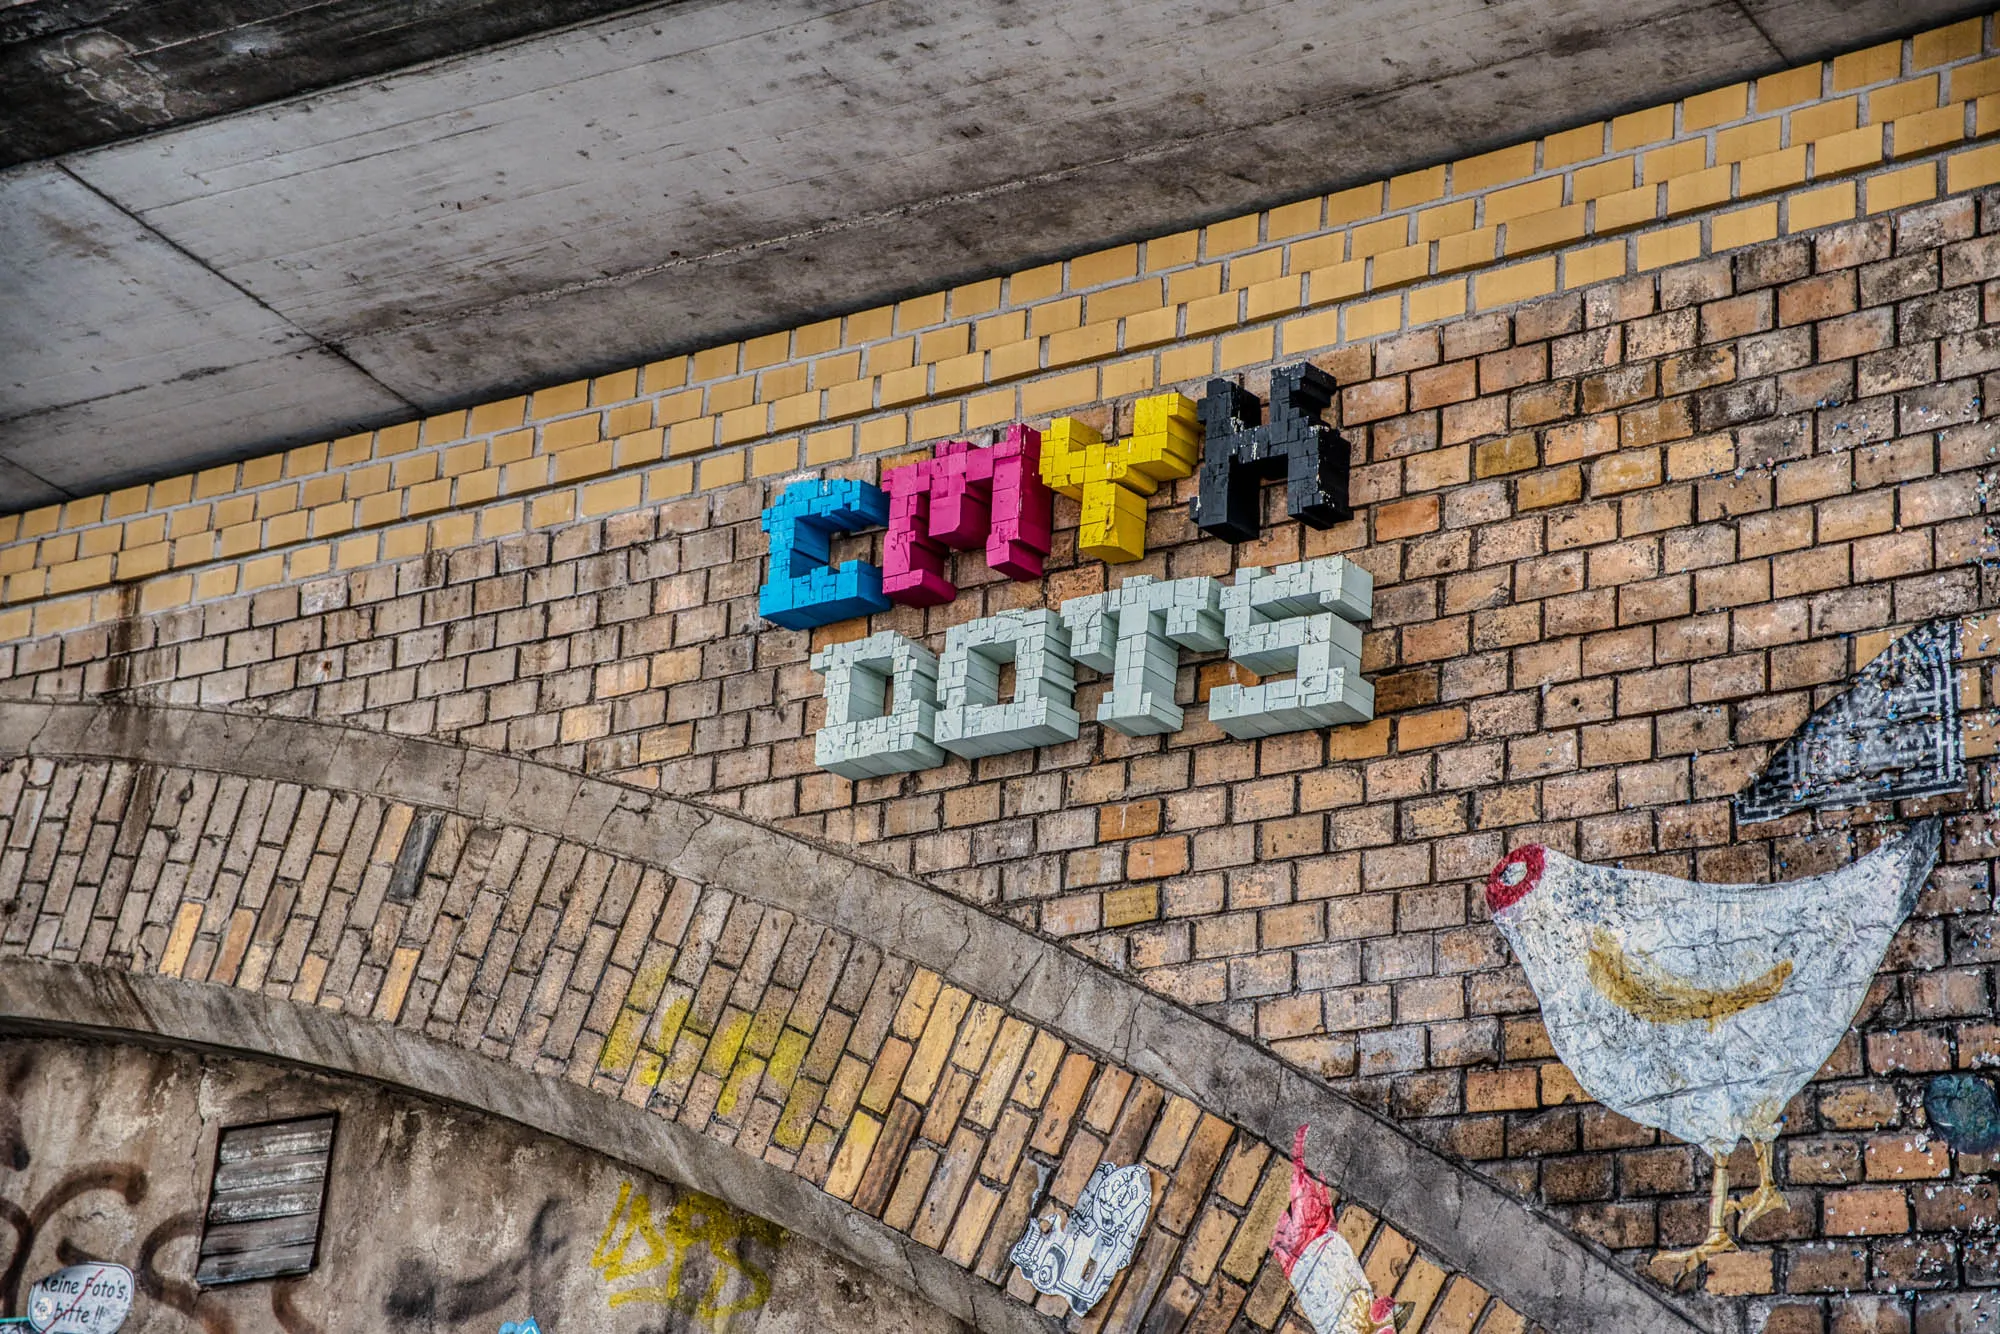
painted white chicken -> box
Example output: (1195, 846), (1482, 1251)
(1486, 817), (1940, 1272)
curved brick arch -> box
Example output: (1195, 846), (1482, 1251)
(0, 701), (1709, 1334)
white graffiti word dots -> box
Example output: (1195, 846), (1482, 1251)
(1061, 575), (1225, 736)
(810, 632), (947, 779)
(807, 556), (1374, 774)
(1208, 557), (1373, 739)
(934, 608), (1080, 758)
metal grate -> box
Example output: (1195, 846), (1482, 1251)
(195, 1113), (336, 1286)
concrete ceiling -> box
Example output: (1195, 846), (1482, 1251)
(0, 0), (1986, 511)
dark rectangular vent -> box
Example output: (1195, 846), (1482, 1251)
(196, 1113), (336, 1286)
(386, 809), (445, 902)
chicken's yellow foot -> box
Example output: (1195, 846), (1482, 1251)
(1656, 1161), (1738, 1279)
(1725, 1140), (1787, 1233)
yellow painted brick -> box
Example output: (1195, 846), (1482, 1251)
(491, 429), (535, 465)
(1563, 240), (1628, 290)
(33, 597), (91, 635)
(213, 494), (256, 530)
(264, 508), (311, 545)
(1454, 142), (1537, 194)
(1070, 244), (1139, 288)
(613, 429), (665, 468)
(1204, 213), (1261, 257)
(1010, 263), (1064, 304)
(1415, 200), (1475, 243)
(691, 344), (740, 381)
(1717, 118), (1783, 163)
(1917, 18), (1982, 69)
(603, 401), (653, 439)
(708, 374), (759, 411)
(1894, 104), (1966, 157)
(879, 365), (929, 408)
(1740, 145), (1809, 195)
(1833, 41), (1902, 93)
(1635, 222), (1701, 271)
(137, 573), (192, 614)
(1436, 226), (1498, 271)
(1048, 321), (1120, 366)
(859, 414), (908, 455)
(1955, 56), (2000, 102)
(530, 379), (589, 421)
(896, 291), (946, 332)
(1502, 207), (1584, 255)
(1020, 370), (1097, 418)
(1306, 260), (1368, 304)
(1388, 165), (1445, 209)
(918, 326), (970, 364)
(215, 524), (256, 564)
(1595, 185), (1658, 232)
(1869, 75), (1941, 124)
(740, 331), (789, 371)
(117, 544), (169, 581)
(359, 490), (406, 528)
(1124, 306), (1179, 349)
(1408, 280), (1466, 325)
(1313, 188), (1376, 232)
(106, 484), (149, 519)
(752, 438), (796, 480)
(1260, 198), (1318, 242)
(334, 535), (377, 569)
(582, 475), (644, 515)
(1787, 181), (1857, 232)
(553, 439), (615, 482)
(1287, 228), (1345, 274)
(376, 422), (422, 458)
(1474, 256), (1559, 308)
(594, 369), (638, 405)
(331, 435), (373, 468)
(1949, 142), (2000, 192)
(477, 500), (523, 537)
(1684, 83), (1749, 131)
(78, 525), (121, 559)
(1184, 291), (1240, 336)
(1100, 357), (1154, 400)
(39, 532), (78, 566)
(1713, 202), (1780, 251)
(1281, 308), (1343, 356)
(1543, 121), (1605, 169)
(63, 495), (103, 527)
(469, 397), (526, 435)
(4, 568), (44, 602)
(1345, 296), (1402, 340)
(965, 390), (1016, 429)
(194, 464), (238, 499)
(1227, 246), (1284, 287)
(1087, 278), (1166, 324)
(1793, 97), (1860, 144)
(48, 556), (113, 595)
(1866, 162), (1938, 213)
(171, 534), (215, 568)
(1816, 124), (1886, 175)
(947, 280), (1002, 320)
(1981, 93), (2000, 137)
(825, 1112), (882, 1200)
(1372, 243), (1429, 287)
(910, 401), (961, 442)
(1667, 164), (1733, 214)
(805, 427), (854, 466)
(1644, 140), (1709, 186)
(1573, 156), (1636, 201)
(1350, 216), (1408, 258)
(1218, 327), (1274, 371)
(1166, 264), (1224, 306)
(1611, 103), (1674, 150)
(287, 543), (333, 578)
(454, 469), (500, 506)
(1485, 176), (1565, 224)
(1158, 341), (1215, 386)
(1145, 229), (1201, 270)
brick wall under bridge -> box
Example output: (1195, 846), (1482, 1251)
(7, 18), (2000, 1334)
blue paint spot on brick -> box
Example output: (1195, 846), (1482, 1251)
(1926, 1073), (2000, 1154)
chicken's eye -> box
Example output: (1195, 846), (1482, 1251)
(1500, 861), (1528, 887)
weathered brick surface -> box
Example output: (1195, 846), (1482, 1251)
(6, 154), (2000, 1334)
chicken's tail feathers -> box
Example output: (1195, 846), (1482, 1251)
(1894, 815), (1944, 917)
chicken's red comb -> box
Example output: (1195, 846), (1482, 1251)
(1270, 1124), (1334, 1276)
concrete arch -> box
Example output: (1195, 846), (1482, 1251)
(0, 702), (1714, 1334)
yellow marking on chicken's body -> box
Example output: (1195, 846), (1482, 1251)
(1586, 928), (1793, 1029)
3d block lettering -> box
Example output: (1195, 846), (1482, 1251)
(758, 478), (893, 629)
(1192, 363), (1352, 544)
(810, 632), (946, 778)
(1209, 556), (1375, 739)
(1039, 393), (1202, 563)
(1061, 575), (1224, 736)
(881, 425), (1053, 606)
(933, 609), (1081, 758)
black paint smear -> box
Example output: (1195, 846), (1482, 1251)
(382, 1197), (569, 1322)
(0, 1162), (147, 1309)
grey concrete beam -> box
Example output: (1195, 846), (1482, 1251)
(0, 700), (1723, 1333)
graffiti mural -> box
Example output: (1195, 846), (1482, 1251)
(1272, 1129), (1403, 1334)
(1486, 817), (1941, 1274)
(1007, 1162), (1151, 1315)
(589, 1181), (782, 1324)
(1736, 618), (1965, 822)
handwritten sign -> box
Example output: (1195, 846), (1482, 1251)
(27, 1264), (133, 1334)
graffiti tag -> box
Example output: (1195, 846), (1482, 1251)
(589, 1182), (781, 1322)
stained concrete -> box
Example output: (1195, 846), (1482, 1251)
(0, 0), (1985, 509)
(0, 1035), (968, 1333)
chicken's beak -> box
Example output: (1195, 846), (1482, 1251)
(1485, 846), (1545, 914)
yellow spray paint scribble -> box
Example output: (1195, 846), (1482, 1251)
(591, 1180), (783, 1322)
(1587, 927), (1793, 1030)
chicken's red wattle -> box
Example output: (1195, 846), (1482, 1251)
(1485, 845), (1545, 913)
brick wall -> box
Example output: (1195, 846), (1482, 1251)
(8, 17), (2000, 1334)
